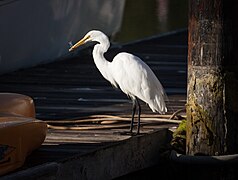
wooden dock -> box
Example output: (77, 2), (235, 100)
(0, 30), (187, 179)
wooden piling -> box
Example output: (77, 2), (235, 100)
(187, 0), (238, 155)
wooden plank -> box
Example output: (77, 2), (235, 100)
(3, 129), (170, 180)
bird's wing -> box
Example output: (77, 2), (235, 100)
(109, 52), (167, 113)
(110, 53), (144, 96)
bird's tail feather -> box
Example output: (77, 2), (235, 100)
(149, 93), (167, 114)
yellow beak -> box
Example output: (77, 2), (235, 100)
(69, 35), (90, 52)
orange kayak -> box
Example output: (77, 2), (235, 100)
(0, 93), (47, 176)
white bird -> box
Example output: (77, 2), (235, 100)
(69, 30), (167, 134)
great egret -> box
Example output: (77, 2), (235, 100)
(69, 30), (167, 134)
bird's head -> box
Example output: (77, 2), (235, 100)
(69, 30), (108, 52)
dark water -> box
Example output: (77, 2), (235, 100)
(113, 0), (188, 43)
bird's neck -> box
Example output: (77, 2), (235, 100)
(92, 43), (111, 81)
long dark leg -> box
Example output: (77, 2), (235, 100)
(130, 98), (137, 133)
(136, 97), (141, 135)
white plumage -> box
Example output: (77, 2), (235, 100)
(69, 30), (167, 134)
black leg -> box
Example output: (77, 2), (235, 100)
(136, 97), (141, 135)
(130, 98), (137, 133)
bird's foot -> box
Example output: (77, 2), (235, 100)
(119, 130), (140, 136)
(119, 131), (133, 136)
